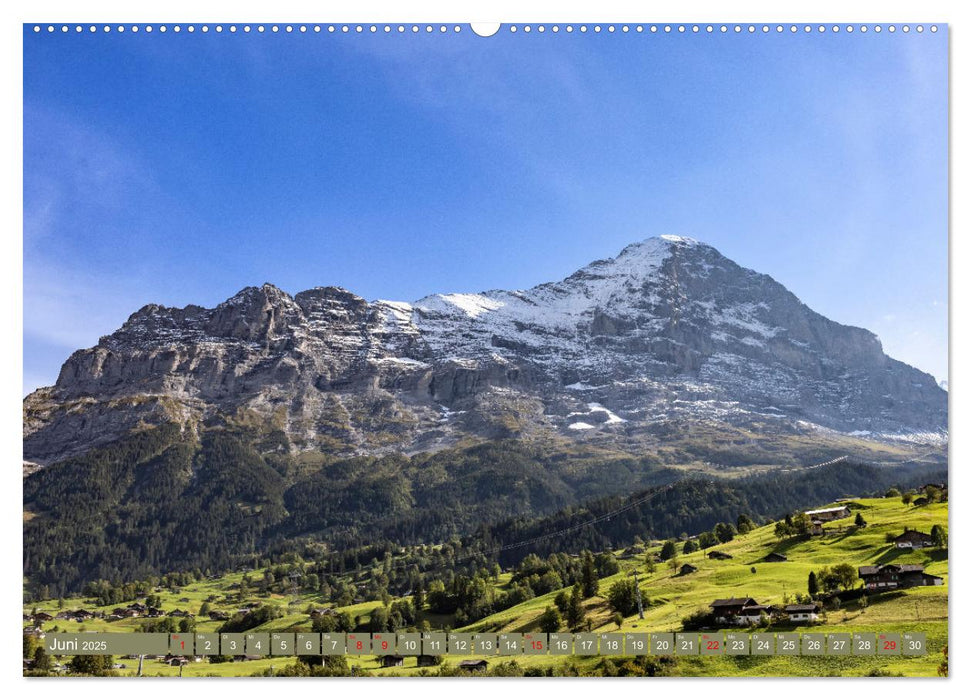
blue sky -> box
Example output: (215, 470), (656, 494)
(23, 25), (948, 393)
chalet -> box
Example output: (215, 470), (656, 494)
(804, 506), (851, 522)
(784, 603), (820, 623)
(894, 529), (934, 549)
(379, 654), (405, 668)
(33, 612), (53, 622)
(708, 551), (733, 560)
(74, 609), (94, 620)
(309, 608), (335, 618)
(146, 607), (164, 618)
(416, 654), (441, 667)
(710, 597), (760, 623)
(922, 573), (945, 586)
(765, 552), (788, 563)
(55, 611), (73, 620)
(809, 521), (825, 536)
(23, 626), (45, 638)
(168, 656), (188, 667)
(679, 563), (698, 575)
(208, 611), (231, 621)
(129, 602), (147, 612)
(737, 604), (773, 625)
(858, 564), (928, 590)
(458, 659), (489, 672)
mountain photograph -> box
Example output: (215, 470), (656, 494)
(21, 19), (947, 681)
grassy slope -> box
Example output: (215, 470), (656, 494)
(26, 498), (947, 677)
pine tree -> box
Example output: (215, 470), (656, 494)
(567, 583), (586, 630)
(808, 571), (819, 598)
(413, 579), (425, 618)
(538, 606), (562, 633)
(580, 553), (598, 598)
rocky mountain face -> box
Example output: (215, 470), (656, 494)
(23, 236), (947, 466)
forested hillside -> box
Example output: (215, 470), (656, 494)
(23, 421), (943, 598)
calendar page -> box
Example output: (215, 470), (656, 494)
(21, 12), (948, 682)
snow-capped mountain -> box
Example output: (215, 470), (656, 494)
(23, 236), (947, 465)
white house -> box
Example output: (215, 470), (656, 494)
(784, 603), (820, 623)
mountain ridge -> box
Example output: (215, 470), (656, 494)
(24, 236), (947, 467)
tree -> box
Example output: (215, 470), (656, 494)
(831, 563), (857, 591)
(924, 485), (942, 503)
(580, 553), (599, 598)
(68, 654), (115, 676)
(606, 579), (640, 616)
(32, 646), (52, 673)
(611, 611), (624, 629)
(808, 571), (819, 598)
(368, 606), (390, 633)
(682, 539), (699, 555)
(668, 555), (681, 574)
(714, 522), (737, 543)
(774, 521), (792, 540)
(902, 492), (915, 506)
(885, 487), (901, 498)
(177, 617), (194, 633)
(553, 591), (570, 614)
(538, 606), (562, 633)
(659, 541), (677, 561)
(644, 556), (656, 575)
(791, 512), (812, 536)
(594, 552), (620, 577)
(816, 566), (839, 593)
(199, 601), (211, 617)
(854, 513), (867, 528)
(413, 579), (425, 616)
(931, 524), (948, 549)
(567, 584), (586, 630)
(698, 531), (718, 549)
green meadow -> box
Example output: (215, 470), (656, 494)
(25, 497), (947, 677)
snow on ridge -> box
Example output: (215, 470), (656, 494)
(416, 292), (505, 319)
(374, 299), (415, 323)
(372, 356), (429, 368)
(565, 381), (599, 390)
(568, 422), (596, 430)
(587, 402), (627, 424)
(659, 234), (700, 245)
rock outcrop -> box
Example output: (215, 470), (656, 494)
(23, 236), (947, 465)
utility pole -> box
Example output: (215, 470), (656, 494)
(633, 571), (644, 619)
(137, 654), (143, 677)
